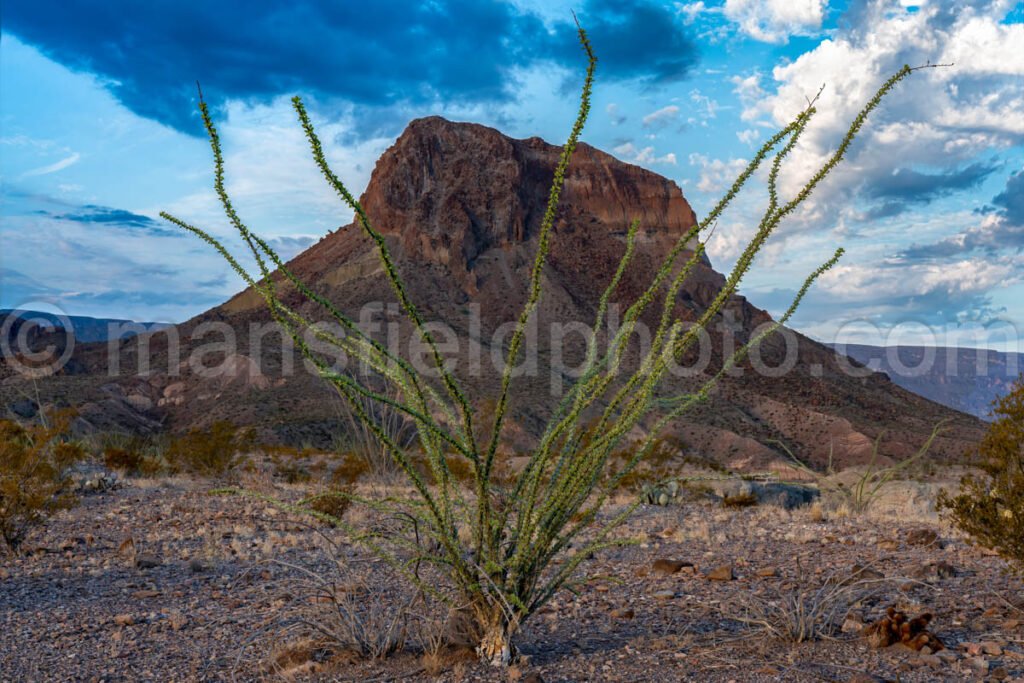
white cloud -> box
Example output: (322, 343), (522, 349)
(614, 142), (678, 166)
(730, 73), (765, 122)
(723, 0), (827, 44)
(677, 1), (709, 24)
(688, 89), (720, 125)
(739, 1), (1024, 236)
(818, 257), (1020, 303)
(642, 105), (680, 129)
(688, 153), (749, 193)
(22, 152), (81, 177)
(737, 128), (760, 145)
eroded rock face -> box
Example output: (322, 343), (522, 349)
(359, 116), (703, 293)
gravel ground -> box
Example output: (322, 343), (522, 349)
(2, 473), (1023, 682)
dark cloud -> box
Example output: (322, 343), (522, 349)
(898, 166), (1024, 260)
(46, 204), (178, 236)
(991, 168), (1024, 226)
(860, 201), (907, 221)
(862, 162), (998, 219)
(57, 205), (158, 229)
(5, 0), (698, 137)
(756, 282), (1005, 331)
(899, 222), (1024, 260)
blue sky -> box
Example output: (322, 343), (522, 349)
(1, 0), (1023, 350)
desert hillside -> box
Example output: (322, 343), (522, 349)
(0, 118), (983, 472)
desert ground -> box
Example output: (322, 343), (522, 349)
(2, 457), (1022, 683)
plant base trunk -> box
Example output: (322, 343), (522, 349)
(477, 622), (516, 667)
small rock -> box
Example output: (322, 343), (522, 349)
(705, 565), (735, 581)
(755, 567), (778, 578)
(876, 539), (899, 551)
(113, 614), (134, 627)
(848, 563), (885, 582)
(136, 554), (161, 569)
(842, 616), (866, 634)
(651, 559), (692, 575)
(0, 567), (10, 581)
(652, 590), (676, 600)
(189, 558), (210, 573)
(963, 642), (984, 657)
(980, 641), (1004, 656)
(964, 656), (988, 674)
(131, 590), (160, 599)
(917, 653), (942, 668)
(167, 611), (188, 631)
(905, 529), (940, 547)
(609, 607), (635, 620)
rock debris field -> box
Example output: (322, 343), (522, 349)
(2, 473), (1023, 682)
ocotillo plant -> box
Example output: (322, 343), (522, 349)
(162, 25), (928, 666)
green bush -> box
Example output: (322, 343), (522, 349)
(0, 411), (86, 551)
(939, 378), (1024, 571)
(166, 420), (252, 476)
(165, 23), (924, 665)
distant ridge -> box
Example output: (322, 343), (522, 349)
(832, 343), (1022, 420)
(0, 310), (169, 344)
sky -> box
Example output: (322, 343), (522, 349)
(1, 0), (1023, 350)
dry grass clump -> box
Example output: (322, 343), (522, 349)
(165, 420), (252, 476)
(939, 378), (1024, 572)
(725, 564), (889, 643)
(0, 411), (85, 551)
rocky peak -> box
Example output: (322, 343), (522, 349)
(359, 116), (701, 272)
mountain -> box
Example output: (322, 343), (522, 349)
(0, 117), (984, 469)
(0, 310), (168, 344)
(832, 343), (1022, 420)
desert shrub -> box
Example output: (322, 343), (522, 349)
(165, 22), (927, 665)
(605, 436), (684, 491)
(722, 492), (759, 509)
(780, 421), (945, 514)
(939, 378), (1024, 571)
(275, 461), (313, 484)
(303, 489), (353, 527)
(166, 420), (252, 476)
(330, 452), (370, 486)
(0, 411), (86, 551)
(100, 433), (167, 476)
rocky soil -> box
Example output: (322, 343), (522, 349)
(2, 472), (1023, 682)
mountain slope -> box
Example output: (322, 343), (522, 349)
(0, 117), (984, 468)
